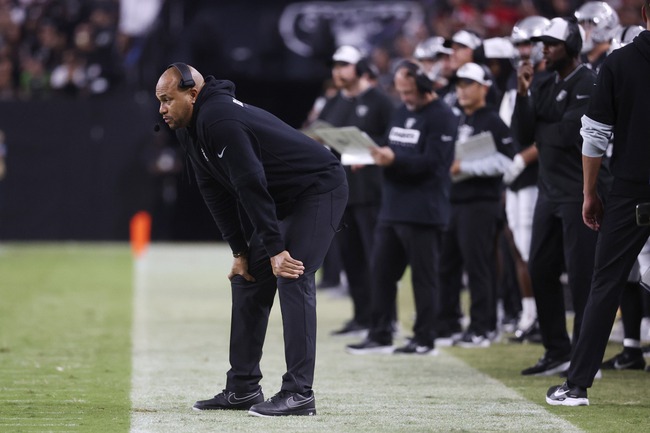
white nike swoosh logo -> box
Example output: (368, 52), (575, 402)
(227, 391), (260, 404)
(286, 396), (314, 408)
(217, 146), (228, 158)
(552, 389), (569, 398)
(613, 360), (636, 369)
(576, 94), (590, 100)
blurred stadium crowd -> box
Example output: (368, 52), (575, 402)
(0, 0), (645, 101)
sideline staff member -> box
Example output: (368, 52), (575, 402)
(513, 17), (604, 377)
(547, 3), (650, 406)
(155, 63), (347, 417)
(346, 60), (456, 355)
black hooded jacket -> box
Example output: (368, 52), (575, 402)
(176, 77), (346, 257)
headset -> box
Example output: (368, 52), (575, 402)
(563, 17), (584, 58)
(396, 60), (434, 94)
(355, 58), (379, 79)
(166, 62), (195, 89)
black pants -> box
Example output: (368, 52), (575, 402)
(339, 204), (379, 326)
(568, 187), (650, 388)
(528, 194), (598, 359)
(226, 183), (348, 394)
(368, 222), (442, 346)
(438, 200), (501, 336)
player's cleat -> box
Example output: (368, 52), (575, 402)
(248, 390), (316, 417)
(546, 382), (589, 406)
(346, 338), (394, 354)
(522, 353), (570, 376)
(193, 388), (264, 410)
(601, 349), (646, 370)
(393, 340), (438, 355)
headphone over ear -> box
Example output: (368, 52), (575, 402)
(396, 60), (434, 94)
(563, 17), (584, 58)
(355, 58), (378, 78)
(167, 62), (195, 89)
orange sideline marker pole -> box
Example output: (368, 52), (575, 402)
(130, 211), (151, 258)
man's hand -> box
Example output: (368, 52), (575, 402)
(502, 153), (526, 185)
(582, 192), (603, 231)
(450, 160), (461, 176)
(228, 256), (256, 282)
(370, 146), (395, 166)
(517, 60), (534, 96)
(270, 250), (304, 278)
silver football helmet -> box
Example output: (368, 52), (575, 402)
(608, 25), (645, 54)
(413, 36), (452, 60)
(575, 1), (620, 52)
(510, 15), (550, 66)
(413, 36), (452, 84)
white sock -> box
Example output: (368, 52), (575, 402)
(521, 297), (537, 318)
(518, 297), (537, 329)
(623, 338), (641, 349)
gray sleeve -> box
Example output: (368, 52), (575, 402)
(580, 114), (613, 157)
(459, 152), (512, 177)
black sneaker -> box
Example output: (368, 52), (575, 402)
(331, 320), (369, 337)
(601, 349), (646, 370)
(192, 388), (264, 411)
(346, 338), (394, 354)
(559, 368), (602, 380)
(454, 331), (491, 348)
(248, 390), (316, 417)
(393, 340), (438, 355)
(509, 320), (542, 344)
(546, 382), (589, 406)
(521, 353), (570, 376)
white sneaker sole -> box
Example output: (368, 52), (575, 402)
(532, 361), (571, 376)
(345, 345), (395, 355)
(545, 396), (589, 406)
(247, 409), (316, 417)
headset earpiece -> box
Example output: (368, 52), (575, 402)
(397, 60), (434, 94)
(167, 62), (195, 89)
(355, 58), (375, 78)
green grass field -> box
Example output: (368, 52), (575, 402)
(1, 243), (648, 432)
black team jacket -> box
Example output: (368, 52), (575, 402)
(379, 98), (457, 228)
(176, 77), (347, 257)
(513, 64), (610, 202)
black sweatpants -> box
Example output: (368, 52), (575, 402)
(569, 187), (650, 388)
(226, 183), (348, 394)
(368, 222), (443, 346)
(439, 200), (502, 336)
(528, 194), (598, 359)
(339, 204), (379, 326)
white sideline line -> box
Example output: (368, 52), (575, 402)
(130, 244), (583, 433)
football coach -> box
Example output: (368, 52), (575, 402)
(155, 63), (348, 417)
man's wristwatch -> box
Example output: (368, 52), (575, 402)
(233, 251), (248, 258)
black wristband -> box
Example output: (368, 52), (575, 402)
(233, 251), (248, 258)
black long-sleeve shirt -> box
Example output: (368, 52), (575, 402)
(586, 31), (650, 191)
(379, 98), (457, 227)
(318, 87), (395, 205)
(452, 106), (515, 203)
(176, 77), (346, 257)
(513, 64), (599, 202)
